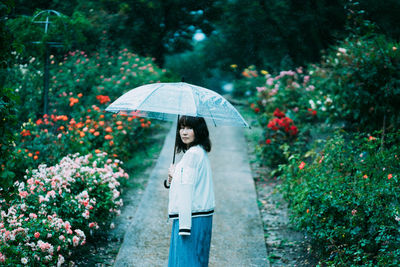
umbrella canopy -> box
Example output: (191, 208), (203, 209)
(105, 82), (249, 128)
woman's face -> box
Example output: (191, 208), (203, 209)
(179, 126), (195, 145)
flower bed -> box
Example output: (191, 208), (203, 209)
(279, 131), (400, 265)
(0, 152), (127, 266)
(2, 47), (161, 191)
(2, 47), (170, 265)
(3, 104), (152, 194)
(235, 32), (400, 265)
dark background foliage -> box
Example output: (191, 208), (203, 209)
(7, 0), (400, 71)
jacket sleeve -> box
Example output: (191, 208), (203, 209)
(177, 150), (198, 236)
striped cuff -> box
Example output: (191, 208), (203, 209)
(179, 229), (191, 236)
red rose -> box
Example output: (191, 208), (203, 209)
(289, 125), (298, 136)
(299, 161), (305, 170)
(273, 108), (285, 118)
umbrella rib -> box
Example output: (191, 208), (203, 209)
(136, 83), (166, 112)
(206, 97), (217, 127)
(229, 102), (249, 127)
(189, 85), (197, 116)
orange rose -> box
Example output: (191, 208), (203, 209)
(76, 122), (84, 128)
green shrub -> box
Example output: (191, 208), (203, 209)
(279, 130), (400, 265)
(312, 34), (400, 131)
(0, 87), (19, 190)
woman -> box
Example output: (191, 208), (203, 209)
(166, 115), (215, 267)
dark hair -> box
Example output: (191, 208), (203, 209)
(176, 116), (211, 153)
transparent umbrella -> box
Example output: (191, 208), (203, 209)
(105, 82), (249, 128)
(106, 82), (249, 188)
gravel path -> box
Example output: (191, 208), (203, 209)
(113, 123), (268, 266)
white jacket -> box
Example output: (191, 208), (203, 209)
(168, 145), (215, 236)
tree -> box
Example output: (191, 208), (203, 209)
(10, 0), (221, 66)
(201, 0), (347, 72)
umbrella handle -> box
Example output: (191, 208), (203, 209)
(172, 114), (180, 164)
(164, 114), (180, 189)
(164, 180), (170, 189)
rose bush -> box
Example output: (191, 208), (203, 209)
(309, 34), (400, 131)
(49, 48), (167, 115)
(278, 131), (400, 265)
(259, 108), (301, 168)
(6, 48), (167, 123)
(3, 102), (152, 193)
(3, 48), (162, 192)
(242, 66), (322, 168)
(0, 151), (127, 266)
(249, 66), (327, 124)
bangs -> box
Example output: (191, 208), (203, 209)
(179, 116), (198, 128)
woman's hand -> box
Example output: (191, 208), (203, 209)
(168, 164), (175, 184)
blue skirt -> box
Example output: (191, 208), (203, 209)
(168, 215), (213, 267)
